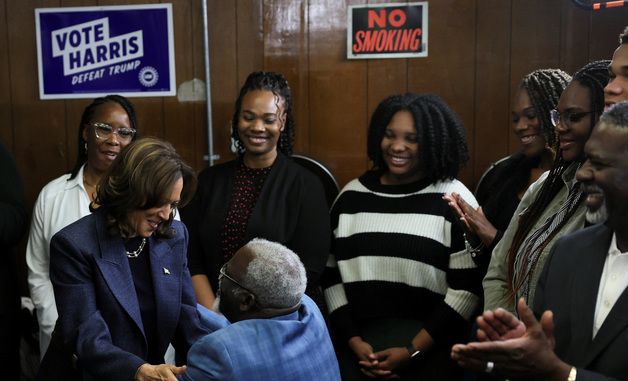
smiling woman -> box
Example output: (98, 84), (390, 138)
(26, 95), (139, 359)
(181, 71), (331, 315)
(443, 69), (570, 276)
(322, 93), (481, 381)
(483, 60), (611, 313)
(41, 137), (208, 381)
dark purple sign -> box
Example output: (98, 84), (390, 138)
(36, 4), (175, 99)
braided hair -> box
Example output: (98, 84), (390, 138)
(231, 71), (295, 156)
(520, 69), (572, 148)
(69, 95), (138, 180)
(506, 61), (610, 301)
(367, 93), (469, 183)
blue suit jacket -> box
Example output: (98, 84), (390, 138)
(49, 210), (207, 380)
(181, 295), (341, 381)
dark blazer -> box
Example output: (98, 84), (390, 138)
(535, 224), (628, 381)
(181, 154), (331, 296)
(47, 210), (207, 381)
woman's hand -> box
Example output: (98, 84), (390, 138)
(371, 346), (410, 377)
(443, 193), (470, 231)
(134, 363), (187, 381)
(445, 193), (497, 248)
(348, 336), (393, 378)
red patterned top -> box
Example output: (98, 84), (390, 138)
(219, 160), (272, 261)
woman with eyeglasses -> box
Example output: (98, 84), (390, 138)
(26, 95), (138, 359)
(483, 60), (611, 313)
(40, 138), (208, 381)
(444, 69), (570, 273)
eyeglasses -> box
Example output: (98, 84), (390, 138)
(550, 109), (595, 127)
(91, 122), (136, 143)
(219, 265), (257, 297)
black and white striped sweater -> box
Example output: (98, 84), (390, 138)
(322, 171), (482, 344)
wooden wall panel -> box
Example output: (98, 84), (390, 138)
(264, 0), (310, 154)
(163, 0), (197, 167)
(308, 0), (369, 186)
(0, 0), (12, 151)
(205, 0), (238, 166)
(407, 0), (477, 185)
(560, 3), (591, 74)
(9, 0), (67, 206)
(508, 0), (562, 154)
(589, 9), (628, 61)
(236, 0), (264, 85)
(366, 0), (409, 121)
(473, 0), (512, 190)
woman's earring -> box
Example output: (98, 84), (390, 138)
(84, 142), (88, 152)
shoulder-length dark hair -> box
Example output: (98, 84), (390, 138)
(69, 95), (139, 180)
(367, 93), (469, 183)
(94, 137), (196, 239)
(231, 71), (295, 156)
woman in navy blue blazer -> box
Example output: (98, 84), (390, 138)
(44, 138), (207, 381)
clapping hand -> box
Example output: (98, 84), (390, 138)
(451, 299), (570, 381)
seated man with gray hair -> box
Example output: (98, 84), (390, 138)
(180, 238), (341, 381)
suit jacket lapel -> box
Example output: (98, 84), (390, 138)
(567, 225), (611, 364)
(583, 227), (628, 365)
(149, 237), (180, 350)
(94, 217), (145, 336)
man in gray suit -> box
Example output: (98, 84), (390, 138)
(451, 101), (628, 381)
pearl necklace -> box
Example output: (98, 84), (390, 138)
(126, 238), (147, 258)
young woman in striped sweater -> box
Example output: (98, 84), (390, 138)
(323, 93), (482, 381)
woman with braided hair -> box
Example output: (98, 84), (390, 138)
(322, 93), (481, 380)
(444, 69), (570, 273)
(181, 71), (330, 311)
(483, 60), (611, 313)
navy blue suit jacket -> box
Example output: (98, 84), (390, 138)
(181, 295), (341, 381)
(49, 210), (207, 380)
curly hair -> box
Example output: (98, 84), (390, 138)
(231, 71), (295, 156)
(367, 93), (469, 183)
(69, 95), (138, 180)
(520, 69), (572, 148)
(506, 60), (610, 301)
(95, 137), (196, 239)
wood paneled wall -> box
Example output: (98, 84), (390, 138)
(2, 1), (628, 292)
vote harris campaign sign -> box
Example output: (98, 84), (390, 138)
(35, 4), (175, 99)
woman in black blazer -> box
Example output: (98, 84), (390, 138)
(181, 71), (330, 311)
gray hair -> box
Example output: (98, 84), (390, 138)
(240, 238), (307, 308)
(601, 100), (628, 128)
